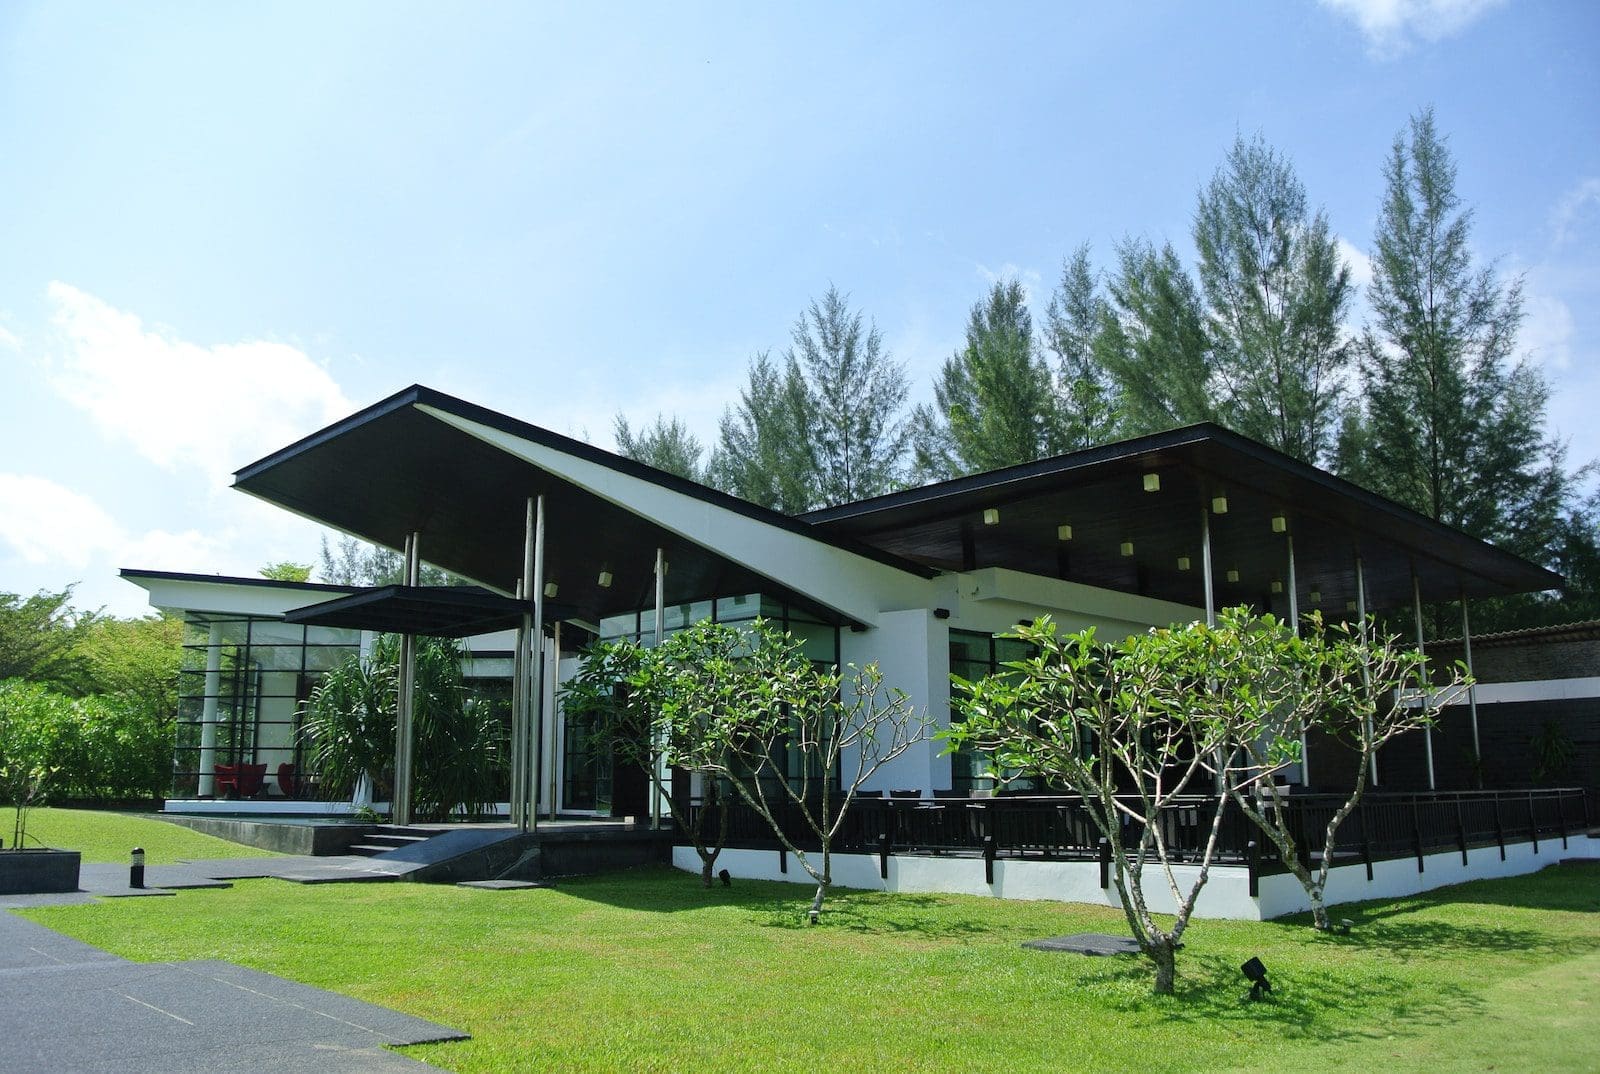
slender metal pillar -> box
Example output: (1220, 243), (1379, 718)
(526, 496), (545, 832)
(1200, 507), (1216, 628)
(549, 621), (562, 820)
(1414, 572), (1436, 790)
(197, 621), (223, 797)
(394, 531), (421, 825)
(509, 578), (526, 828)
(651, 547), (666, 829)
(1287, 534), (1308, 786)
(1461, 590), (1482, 788)
(1355, 553), (1376, 786)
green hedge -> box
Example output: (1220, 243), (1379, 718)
(0, 679), (171, 802)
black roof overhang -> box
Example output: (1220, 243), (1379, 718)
(803, 424), (1564, 614)
(282, 585), (578, 639)
(232, 387), (905, 629)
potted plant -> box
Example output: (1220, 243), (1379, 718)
(0, 686), (79, 894)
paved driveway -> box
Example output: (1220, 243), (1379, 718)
(0, 912), (465, 1073)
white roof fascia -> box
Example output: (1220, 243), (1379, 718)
(121, 576), (355, 619)
(957, 567), (1203, 629)
(420, 405), (934, 626)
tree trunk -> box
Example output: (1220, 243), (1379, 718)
(701, 857), (714, 888)
(1307, 883), (1329, 930)
(1150, 939), (1177, 995)
(808, 880), (828, 924)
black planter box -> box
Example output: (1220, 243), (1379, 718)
(0, 849), (82, 894)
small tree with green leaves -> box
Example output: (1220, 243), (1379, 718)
(949, 617), (1296, 995)
(687, 620), (926, 923)
(562, 622), (741, 887)
(1223, 613), (1467, 929)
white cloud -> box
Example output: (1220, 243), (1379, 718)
(0, 474), (123, 570)
(1520, 288), (1575, 373)
(975, 262), (1045, 311)
(1336, 236), (1374, 293)
(44, 282), (353, 486)
(1320, 0), (1507, 57)
(0, 323), (19, 352)
(1550, 178), (1600, 246)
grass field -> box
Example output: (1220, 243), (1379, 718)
(13, 807), (278, 863)
(14, 811), (1600, 1071)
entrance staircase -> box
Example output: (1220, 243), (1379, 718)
(345, 825), (437, 859)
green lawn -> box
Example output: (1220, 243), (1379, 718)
(11, 807), (277, 863)
(15, 812), (1599, 1073)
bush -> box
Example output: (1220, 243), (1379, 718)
(0, 679), (171, 803)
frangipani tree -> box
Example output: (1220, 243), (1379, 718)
(686, 620), (927, 923)
(562, 621), (746, 887)
(1219, 611), (1469, 930)
(949, 616), (1298, 995)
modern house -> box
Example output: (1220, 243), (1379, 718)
(125, 385), (1593, 915)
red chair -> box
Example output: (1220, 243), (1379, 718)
(213, 763), (239, 798)
(235, 763), (268, 798)
(277, 762), (299, 799)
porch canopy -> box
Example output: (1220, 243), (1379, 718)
(282, 584), (580, 638)
(234, 386), (928, 631)
(803, 423), (1563, 615)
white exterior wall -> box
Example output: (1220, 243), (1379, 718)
(682, 833), (1597, 921)
(841, 609), (950, 795)
(676, 846), (1261, 919)
(1255, 834), (1598, 918)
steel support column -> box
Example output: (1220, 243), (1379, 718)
(1200, 506), (1216, 628)
(526, 495), (545, 832)
(1287, 534), (1307, 786)
(1461, 590), (1482, 789)
(1355, 554), (1376, 786)
(1414, 571), (1436, 790)
(509, 577), (527, 829)
(394, 531), (421, 825)
(651, 546), (665, 830)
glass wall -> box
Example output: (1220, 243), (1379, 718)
(174, 615), (361, 799)
(948, 629), (1034, 793)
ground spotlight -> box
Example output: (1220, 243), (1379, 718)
(1241, 956), (1272, 1001)
(718, 868), (731, 887)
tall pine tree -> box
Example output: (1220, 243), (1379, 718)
(787, 286), (910, 505)
(707, 350), (816, 513)
(1193, 135), (1353, 464)
(1342, 109), (1569, 566)
(1095, 239), (1215, 437)
(913, 279), (1060, 480)
(613, 413), (706, 482)
(1043, 246), (1119, 451)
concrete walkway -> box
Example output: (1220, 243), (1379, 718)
(0, 912), (466, 1072)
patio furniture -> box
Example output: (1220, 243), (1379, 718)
(212, 764), (239, 798)
(277, 762), (299, 798)
(234, 763), (268, 798)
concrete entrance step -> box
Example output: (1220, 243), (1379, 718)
(344, 826), (440, 858)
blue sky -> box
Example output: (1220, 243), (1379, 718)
(1, 1), (1596, 616)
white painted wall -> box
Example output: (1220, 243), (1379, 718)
(683, 833), (1597, 921)
(1255, 834), (1598, 918)
(840, 609), (951, 795)
(677, 846), (1262, 920)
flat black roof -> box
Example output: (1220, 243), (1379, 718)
(283, 585), (572, 638)
(806, 423), (1562, 612)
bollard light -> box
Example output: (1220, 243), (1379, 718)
(130, 846), (146, 890)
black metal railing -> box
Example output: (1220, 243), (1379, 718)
(683, 787), (1590, 885)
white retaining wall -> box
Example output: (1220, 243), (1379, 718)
(679, 833), (1597, 922)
